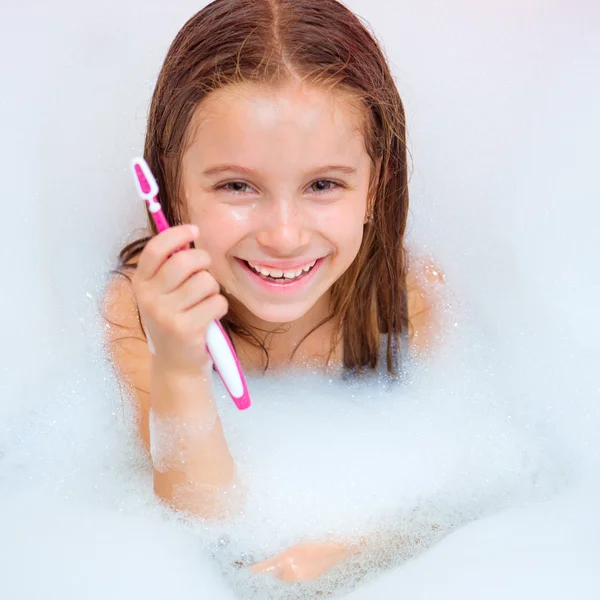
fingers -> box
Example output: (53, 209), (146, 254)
(149, 294), (228, 350)
(136, 225), (199, 282)
(180, 292), (229, 328)
(249, 543), (349, 582)
(129, 225), (227, 371)
(154, 246), (212, 294)
(168, 270), (221, 312)
(250, 556), (298, 582)
(250, 557), (280, 576)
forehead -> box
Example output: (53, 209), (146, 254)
(184, 81), (369, 170)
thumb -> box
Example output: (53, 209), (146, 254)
(249, 557), (281, 575)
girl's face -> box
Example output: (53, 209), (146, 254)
(181, 81), (373, 327)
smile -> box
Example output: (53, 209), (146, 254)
(244, 259), (318, 282)
(235, 257), (327, 292)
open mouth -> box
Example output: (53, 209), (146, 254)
(237, 258), (323, 284)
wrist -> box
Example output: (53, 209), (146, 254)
(150, 356), (216, 414)
(151, 353), (213, 381)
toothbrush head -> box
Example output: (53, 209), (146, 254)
(131, 157), (159, 201)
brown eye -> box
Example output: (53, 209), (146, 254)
(220, 181), (252, 193)
(310, 180), (338, 193)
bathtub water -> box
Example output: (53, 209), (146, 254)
(1, 0), (599, 598)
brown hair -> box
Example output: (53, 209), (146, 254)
(117, 0), (410, 375)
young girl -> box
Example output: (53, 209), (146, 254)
(104, 0), (444, 583)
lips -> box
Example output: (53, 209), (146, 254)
(246, 256), (320, 270)
(244, 259), (317, 281)
(234, 256), (326, 293)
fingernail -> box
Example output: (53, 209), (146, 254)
(187, 224), (199, 236)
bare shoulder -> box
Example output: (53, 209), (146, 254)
(101, 269), (152, 394)
(405, 253), (446, 354)
(101, 269), (152, 450)
(102, 270), (144, 340)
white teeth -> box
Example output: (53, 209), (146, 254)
(283, 269), (302, 278)
(247, 259), (317, 279)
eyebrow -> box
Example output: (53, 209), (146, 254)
(202, 164), (357, 177)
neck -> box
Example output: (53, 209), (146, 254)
(226, 293), (343, 372)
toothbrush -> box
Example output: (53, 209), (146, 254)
(131, 157), (251, 410)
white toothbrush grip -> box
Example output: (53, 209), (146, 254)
(205, 321), (244, 398)
(141, 318), (250, 410)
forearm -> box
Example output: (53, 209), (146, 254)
(149, 358), (238, 518)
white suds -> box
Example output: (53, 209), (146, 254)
(149, 409), (219, 472)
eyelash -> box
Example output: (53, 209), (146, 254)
(216, 179), (342, 196)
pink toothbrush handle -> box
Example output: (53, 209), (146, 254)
(140, 185), (251, 410)
(149, 200), (170, 233)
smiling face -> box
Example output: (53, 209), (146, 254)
(181, 81), (373, 329)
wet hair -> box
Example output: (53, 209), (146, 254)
(116, 0), (410, 375)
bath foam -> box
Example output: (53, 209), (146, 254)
(184, 309), (563, 599)
(1, 0), (599, 597)
(149, 408), (219, 472)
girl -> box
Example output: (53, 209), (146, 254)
(104, 0), (444, 583)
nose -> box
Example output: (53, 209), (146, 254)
(255, 197), (311, 255)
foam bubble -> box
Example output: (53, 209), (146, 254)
(1, 0), (599, 598)
(149, 408), (219, 472)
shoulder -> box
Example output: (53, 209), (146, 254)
(405, 253), (446, 355)
(101, 269), (152, 451)
(102, 269), (143, 338)
(101, 269), (151, 390)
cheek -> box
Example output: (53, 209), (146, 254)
(193, 211), (244, 261)
(339, 226), (365, 262)
(188, 198), (246, 243)
(318, 208), (365, 258)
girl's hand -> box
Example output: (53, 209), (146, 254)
(249, 541), (350, 582)
(132, 225), (228, 376)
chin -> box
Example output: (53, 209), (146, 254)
(239, 300), (314, 324)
